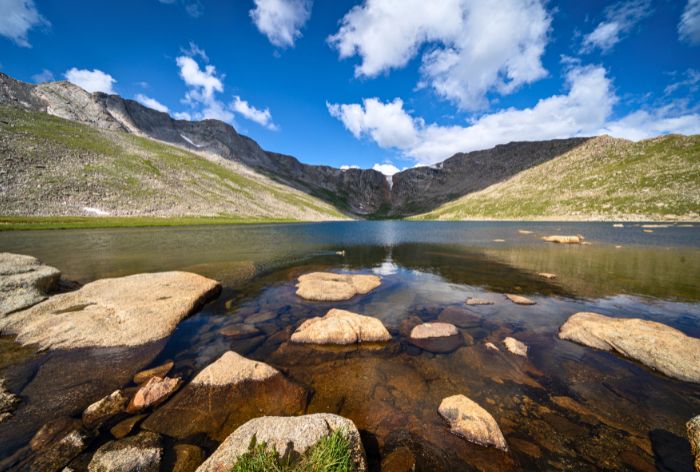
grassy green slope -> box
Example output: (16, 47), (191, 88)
(413, 135), (700, 221)
(0, 106), (346, 222)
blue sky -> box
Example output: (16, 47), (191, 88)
(1, 0), (699, 174)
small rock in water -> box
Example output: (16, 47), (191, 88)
(0, 379), (20, 423)
(503, 337), (528, 357)
(613, 224), (624, 228)
(505, 294), (536, 305)
(493, 239), (506, 242)
(127, 376), (180, 413)
(438, 394), (508, 451)
(537, 272), (557, 279)
(615, 245), (622, 249)
(88, 431), (162, 472)
(335, 250), (346, 256)
(409, 322), (462, 353)
(518, 230), (533, 234)
(291, 308), (391, 345)
(542, 235), (583, 244)
(466, 297), (494, 306)
(133, 361), (174, 384)
(485, 342), (500, 351)
(295, 272), (381, 301)
(410, 322), (458, 339)
(82, 390), (128, 428)
(110, 414), (146, 439)
(173, 444), (205, 472)
(687, 415), (700, 472)
(643, 229), (654, 233)
(219, 323), (261, 339)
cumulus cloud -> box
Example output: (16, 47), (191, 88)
(0, 0), (48, 47)
(250, 0), (312, 48)
(31, 68), (54, 83)
(372, 163), (401, 176)
(340, 164), (360, 170)
(329, 0), (551, 110)
(581, 0), (652, 53)
(64, 68), (116, 94)
(231, 96), (277, 130)
(328, 65), (700, 165)
(135, 94), (169, 113)
(679, 0), (700, 45)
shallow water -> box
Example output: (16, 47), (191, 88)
(1, 221), (699, 471)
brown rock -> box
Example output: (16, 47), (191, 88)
(220, 323), (262, 339)
(505, 294), (536, 305)
(438, 394), (507, 451)
(110, 414), (146, 439)
(173, 444), (205, 472)
(542, 235), (584, 244)
(381, 446), (416, 472)
(503, 337), (528, 357)
(291, 308), (391, 345)
(409, 323), (462, 353)
(687, 416), (700, 472)
(82, 390), (128, 428)
(296, 272), (381, 301)
(25, 417), (91, 471)
(127, 376), (180, 413)
(559, 312), (700, 383)
(133, 361), (174, 384)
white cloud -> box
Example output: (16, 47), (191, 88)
(180, 41), (208, 62)
(329, 0), (551, 110)
(328, 65), (700, 165)
(64, 68), (116, 94)
(679, 0), (700, 45)
(581, 0), (652, 53)
(172, 111), (192, 120)
(31, 68), (54, 83)
(372, 163), (401, 175)
(250, 0), (312, 48)
(135, 94), (169, 113)
(340, 164), (360, 170)
(0, 0), (48, 47)
(231, 96), (277, 130)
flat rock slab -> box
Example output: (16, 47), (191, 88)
(542, 235), (583, 244)
(0, 253), (60, 317)
(559, 312), (700, 383)
(142, 351), (307, 441)
(296, 272), (381, 301)
(88, 431), (162, 472)
(196, 413), (367, 472)
(0, 271), (220, 349)
(438, 394), (507, 451)
(503, 337), (528, 357)
(505, 294), (536, 305)
(291, 308), (391, 345)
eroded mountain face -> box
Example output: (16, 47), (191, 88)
(0, 73), (594, 218)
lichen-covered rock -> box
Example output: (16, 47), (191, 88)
(82, 390), (128, 428)
(687, 415), (700, 472)
(438, 394), (507, 451)
(290, 308), (391, 345)
(88, 431), (162, 472)
(127, 376), (180, 413)
(296, 272), (381, 301)
(505, 294), (536, 305)
(142, 351), (307, 441)
(0, 252), (60, 317)
(559, 312), (700, 383)
(542, 235), (583, 244)
(503, 337), (528, 357)
(196, 414), (367, 472)
(0, 379), (19, 423)
(0, 271), (220, 349)
(133, 361), (174, 384)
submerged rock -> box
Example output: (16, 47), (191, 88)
(0, 379), (19, 423)
(290, 308), (391, 345)
(503, 337), (528, 357)
(142, 351), (307, 441)
(88, 431), (162, 472)
(381, 446), (416, 472)
(505, 294), (536, 305)
(133, 361), (174, 384)
(0, 252), (61, 317)
(409, 323), (462, 353)
(438, 394), (507, 451)
(688, 416), (700, 472)
(110, 415), (146, 439)
(296, 272), (381, 301)
(559, 312), (700, 383)
(542, 235), (584, 244)
(438, 306), (481, 329)
(127, 376), (180, 413)
(173, 444), (205, 472)
(219, 324), (262, 339)
(196, 413), (367, 472)
(82, 390), (128, 429)
(0, 271), (220, 349)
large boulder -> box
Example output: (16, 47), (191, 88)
(438, 394), (507, 451)
(0, 271), (220, 349)
(88, 431), (162, 472)
(290, 308), (391, 345)
(688, 415), (700, 472)
(559, 312), (700, 383)
(0, 253), (60, 317)
(142, 351), (307, 441)
(196, 413), (367, 472)
(296, 272), (381, 301)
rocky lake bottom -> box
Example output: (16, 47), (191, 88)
(0, 221), (699, 471)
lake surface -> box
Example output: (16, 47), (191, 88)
(1, 221), (699, 471)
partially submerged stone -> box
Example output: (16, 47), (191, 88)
(0, 379), (19, 423)
(410, 322), (458, 339)
(438, 394), (507, 451)
(110, 414), (146, 439)
(133, 361), (174, 384)
(296, 272), (381, 301)
(537, 272), (556, 279)
(127, 376), (180, 413)
(0, 252), (60, 317)
(559, 312), (700, 383)
(409, 322), (462, 353)
(142, 351), (307, 441)
(196, 413), (367, 472)
(485, 342), (500, 351)
(687, 415), (700, 472)
(466, 297), (494, 306)
(21, 417), (92, 471)
(0, 271), (220, 349)
(505, 294), (536, 305)
(290, 308), (391, 345)
(88, 431), (162, 472)
(542, 235), (583, 244)
(518, 230), (533, 234)
(503, 337), (528, 357)
(82, 390), (128, 428)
